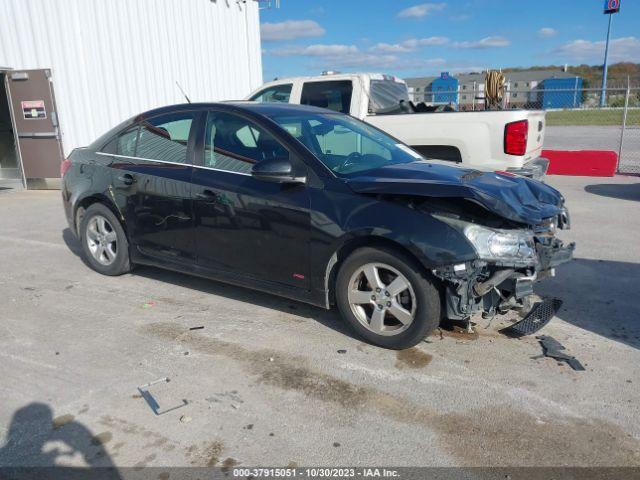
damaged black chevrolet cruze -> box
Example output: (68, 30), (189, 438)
(61, 102), (574, 349)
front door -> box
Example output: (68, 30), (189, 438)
(192, 110), (311, 289)
(104, 110), (199, 262)
(4, 69), (64, 189)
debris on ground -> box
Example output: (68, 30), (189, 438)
(189, 326), (204, 330)
(337, 349), (347, 354)
(179, 415), (192, 423)
(52, 414), (75, 430)
(501, 298), (563, 337)
(533, 335), (585, 371)
(141, 300), (156, 309)
(138, 377), (188, 415)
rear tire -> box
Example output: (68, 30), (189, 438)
(80, 203), (131, 276)
(335, 246), (441, 349)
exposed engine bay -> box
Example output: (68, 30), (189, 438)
(430, 203), (574, 325)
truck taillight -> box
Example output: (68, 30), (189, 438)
(60, 158), (72, 177)
(504, 120), (528, 156)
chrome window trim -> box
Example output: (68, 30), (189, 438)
(95, 152), (252, 177)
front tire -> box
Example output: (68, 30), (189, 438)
(335, 247), (441, 349)
(80, 203), (131, 276)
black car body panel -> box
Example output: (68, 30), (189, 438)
(62, 102), (573, 321)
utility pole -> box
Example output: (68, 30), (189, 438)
(600, 0), (622, 107)
(600, 13), (613, 107)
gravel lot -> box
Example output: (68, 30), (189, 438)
(0, 175), (639, 469)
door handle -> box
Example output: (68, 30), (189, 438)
(117, 173), (136, 186)
(195, 189), (218, 201)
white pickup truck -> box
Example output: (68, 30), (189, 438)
(247, 73), (548, 178)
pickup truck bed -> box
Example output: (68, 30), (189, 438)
(247, 72), (548, 177)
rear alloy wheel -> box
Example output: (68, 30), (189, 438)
(86, 215), (118, 266)
(336, 247), (441, 349)
(80, 203), (131, 276)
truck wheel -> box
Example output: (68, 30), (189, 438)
(335, 247), (441, 349)
(80, 203), (131, 276)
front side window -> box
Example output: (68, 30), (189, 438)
(271, 112), (422, 176)
(203, 111), (288, 174)
(250, 84), (293, 103)
(136, 112), (196, 164)
(301, 81), (353, 114)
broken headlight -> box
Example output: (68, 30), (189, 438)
(465, 224), (535, 262)
(437, 216), (536, 263)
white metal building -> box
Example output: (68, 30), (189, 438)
(0, 0), (263, 188)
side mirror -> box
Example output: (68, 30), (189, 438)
(251, 157), (306, 184)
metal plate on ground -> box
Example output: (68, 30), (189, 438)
(500, 298), (563, 337)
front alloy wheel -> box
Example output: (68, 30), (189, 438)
(336, 247), (441, 349)
(347, 263), (416, 336)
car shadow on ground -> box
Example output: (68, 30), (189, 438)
(62, 228), (359, 342)
(0, 402), (121, 478)
(584, 183), (640, 202)
(536, 258), (640, 351)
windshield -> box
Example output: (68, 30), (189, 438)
(369, 80), (410, 113)
(270, 112), (423, 176)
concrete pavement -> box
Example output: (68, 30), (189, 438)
(0, 176), (639, 469)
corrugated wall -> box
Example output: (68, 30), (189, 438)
(0, 0), (263, 155)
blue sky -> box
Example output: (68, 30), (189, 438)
(259, 0), (640, 80)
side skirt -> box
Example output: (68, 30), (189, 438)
(129, 248), (328, 309)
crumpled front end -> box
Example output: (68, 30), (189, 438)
(432, 207), (574, 324)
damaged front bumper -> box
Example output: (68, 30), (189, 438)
(433, 231), (575, 322)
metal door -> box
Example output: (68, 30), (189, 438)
(5, 69), (64, 189)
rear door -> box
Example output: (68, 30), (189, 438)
(102, 110), (201, 262)
(4, 69), (64, 188)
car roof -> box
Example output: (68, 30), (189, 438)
(139, 101), (335, 119)
(88, 102), (341, 151)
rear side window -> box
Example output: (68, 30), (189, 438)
(136, 112), (196, 164)
(101, 127), (139, 156)
(250, 84), (292, 103)
(369, 79), (410, 113)
(301, 81), (353, 114)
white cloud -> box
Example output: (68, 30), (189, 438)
(453, 36), (510, 49)
(325, 55), (446, 71)
(261, 20), (325, 42)
(267, 44), (359, 57)
(538, 27), (558, 38)
(553, 36), (640, 62)
(397, 3), (446, 19)
(370, 37), (449, 53)
(266, 42), (447, 71)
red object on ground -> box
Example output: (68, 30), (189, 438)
(542, 150), (617, 177)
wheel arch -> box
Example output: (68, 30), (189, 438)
(74, 193), (125, 237)
(323, 234), (437, 308)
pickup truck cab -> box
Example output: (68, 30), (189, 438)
(247, 72), (548, 177)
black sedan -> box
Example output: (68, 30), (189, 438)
(61, 102), (574, 349)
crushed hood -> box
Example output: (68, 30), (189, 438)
(344, 161), (564, 225)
